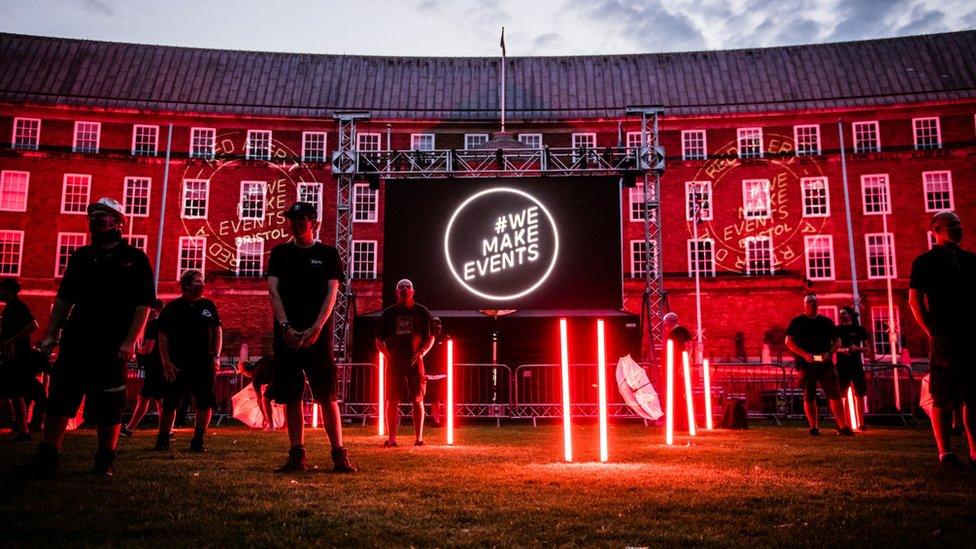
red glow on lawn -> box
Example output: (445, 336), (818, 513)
(682, 350), (697, 437)
(559, 318), (572, 462)
(665, 340), (674, 446)
(702, 358), (713, 431)
(447, 338), (455, 446)
(596, 319), (609, 463)
(378, 352), (385, 437)
(847, 387), (859, 431)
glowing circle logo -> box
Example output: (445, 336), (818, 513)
(444, 188), (559, 301)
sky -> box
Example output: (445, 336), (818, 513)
(1, 0), (974, 56)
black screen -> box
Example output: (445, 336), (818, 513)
(382, 177), (622, 310)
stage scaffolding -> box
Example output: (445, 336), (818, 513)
(330, 107), (666, 363)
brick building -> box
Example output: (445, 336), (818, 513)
(0, 31), (974, 362)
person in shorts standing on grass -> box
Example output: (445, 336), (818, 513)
(21, 198), (154, 478)
(121, 299), (164, 438)
(909, 211), (976, 468)
(0, 278), (37, 441)
(376, 279), (434, 447)
(153, 271), (221, 453)
(785, 293), (854, 437)
(268, 202), (356, 473)
(834, 306), (871, 432)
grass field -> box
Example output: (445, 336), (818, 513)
(1, 420), (975, 547)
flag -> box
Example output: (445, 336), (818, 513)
(500, 27), (506, 58)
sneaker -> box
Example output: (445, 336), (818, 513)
(119, 427), (134, 438)
(16, 443), (59, 480)
(858, 425), (869, 432)
(275, 445), (308, 473)
(152, 434), (170, 452)
(940, 453), (964, 469)
(331, 447), (357, 473)
(93, 449), (116, 478)
(189, 437), (206, 453)
(808, 427), (820, 436)
(381, 440), (398, 448)
(414, 440), (426, 447)
(836, 427), (855, 437)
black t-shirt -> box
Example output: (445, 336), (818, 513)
(786, 314), (836, 368)
(58, 242), (156, 344)
(376, 303), (432, 370)
(158, 297), (221, 368)
(268, 242), (344, 331)
(0, 298), (33, 360)
(909, 244), (976, 337)
(834, 324), (869, 369)
(426, 334), (447, 375)
(137, 318), (163, 373)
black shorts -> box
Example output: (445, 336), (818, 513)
(797, 365), (841, 402)
(836, 363), (868, 397)
(269, 337), (337, 404)
(929, 335), (976, 407)
(389, 360), (426, 403)
(47, 346), (127, 426)
(162, 365), (217, 411)
(140, 365), (167, 399)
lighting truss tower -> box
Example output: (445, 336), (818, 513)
(331, 111), (371, 362)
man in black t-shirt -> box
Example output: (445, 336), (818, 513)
(376, 279), (434, 447)
(24, 198), (155, 478)
(121, 299), (164, 438)
(1, 278), (38, 440)
(909, 211), (976, 467)
(834, 306), (871, 431)
(268, 202), (355, 473)
(154, 271), (221, 453)
(785, 293), (853, 436)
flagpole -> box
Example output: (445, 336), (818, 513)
(500, 27), (506, 133)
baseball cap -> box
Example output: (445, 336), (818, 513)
(87, 197), (126, 220)
(285, 202), (318, 220)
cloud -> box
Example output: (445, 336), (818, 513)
(532, 32), (564, 50)
(565, 0), (708, 52)
(74, 0), (113, 16)
(895, 5), (947, 35)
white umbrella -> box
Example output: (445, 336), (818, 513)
(615, 354), (663, 420)
(232, 382), (286, 428)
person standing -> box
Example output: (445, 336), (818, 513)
(785, 293), (853, 437)
(909, 211), (976, 467)
(834, 306), (871, 432)
(23, 198), (154, 478)
(0, 278), (38, 440)
(153, 271), (221, 453)
(376, 279), (434, 447)
(121, 299), (164, 437)
(268, 202), (356, 473)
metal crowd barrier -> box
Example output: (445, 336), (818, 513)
(862, 362), (918, 425)
(708, 362), (790, 424)
(512, 363), (646, 426)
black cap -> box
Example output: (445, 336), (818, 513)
(285, 202), (317, 220)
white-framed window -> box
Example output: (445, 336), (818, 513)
(131, 124), (159, 156)
(685, 181), (712, 221)
(927, 232), (937, 250)
(737, 127), (762, 159)
(236, 238), (264, 277)
(12, 118), (40, 150)
(357, 132), (382, 152)
(0, 171), (29, 212)
(861, 174), (890, 215)
(239, 181), (266, 221)
(912, 117), (941, 150)
(745, 236), (774, 275)
(352, 183), (378, 223)
(625, 131), (642, 150)
(245, 130), (272, 160)
(61, 174), (91, 214)
(681, 130), (707, 160)
(628, 188), (648, 222)
(865, 233), (896, 279)
(820, 306), (839, 324)
(351, 240), (377, 279)
(742, 179), (771, 220)
(922, 171), (953, 212)
(73, 121), (100, 153)
(127, 234), (148, 253)
(871, 306), (900, 357)
(687, 239), (715, 277)
(518, 133), (543, 148)
(852, 121), (880, 153)
(571, 133), (597, 162)
(55, 233), (86, 277)
(629, 240), (658, 278)
(800, 177), (830, 217)
(178, 236), (206, 279)
(804, 235), (834, 281)
(464, 134), (489, 149)
(302, 131), (328, 162)
(0, 231), (24, 275)
(182, 179), (209, 219)
(189, 127), (216, 159)
(794, 125), (820, 156)
(123, 177), (151, 217)
(296, 182), (323, 222)
(410, 133), (435, 151)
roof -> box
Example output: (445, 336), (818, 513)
(1, 31), (974, 120)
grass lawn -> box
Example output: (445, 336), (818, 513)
(1, 420), (975, 547)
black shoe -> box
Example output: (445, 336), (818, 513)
(189, 437), (206, 453)
(858, 425), (869, 432)
(93, 449), (116, 478)
(808, 427), (820, 436)
(414, 440), (426, 447)
(152, 434), (170, 452)
(119, 427), (133, 438)
(381, 440), (398, 448)
(275, 445), (308, 473)
(16, 442), (59, 480)
(331, 447), (357, 473)
(940, 453), (964, 470)
(836, 427), (855, 437)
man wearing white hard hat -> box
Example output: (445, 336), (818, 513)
(21, 198), (155, 478)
